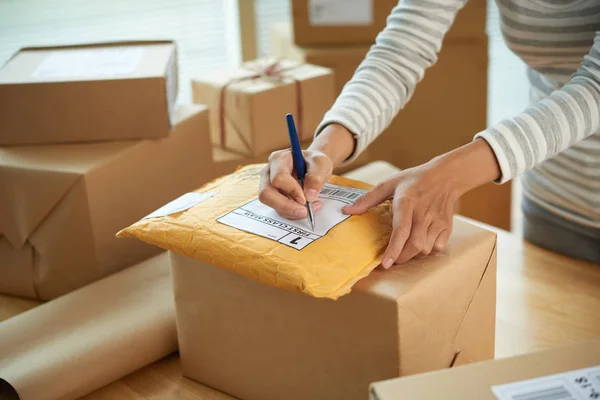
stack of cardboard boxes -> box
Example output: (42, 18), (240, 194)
(270, 0), (512, 231)
(0, 41), (220, 300)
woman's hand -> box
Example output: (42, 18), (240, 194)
(259, 149), (330, 219)
(343, 139), (501, 267)
(258, 123), (356, 219)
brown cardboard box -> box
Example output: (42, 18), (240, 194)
(192, 59), (334, 156)
(270, 24), (512, 231)
(291, 0), (487, 47)
(0, 41), (177, 145)
(171, 217), (497, 400)
(0, 104), (213, 300)
(370, 339), (600, 400)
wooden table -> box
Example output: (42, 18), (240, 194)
(78, 224), (600, 399)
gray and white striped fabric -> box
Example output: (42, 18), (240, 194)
(316, 0), (600, 229)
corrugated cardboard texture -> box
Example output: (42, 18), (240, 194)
(291, 0), (487, 46)
(0, 253), (177, 400)
(119, 165), (391, 299)
(192, 59), (334, 156)
(0, 104), (213, 300)
(0, 41), (177, 145)
(170, 217), (496, 400)
(370, 339), (600, 400)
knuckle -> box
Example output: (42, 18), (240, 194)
(268, 150), (288, 163)
(258, 189), (270, 204)
(271, 172), (287, 188)
(408, 237), (425, 252)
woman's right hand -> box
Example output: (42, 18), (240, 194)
(258, 123), (356, 220)
(258, 149), (331, 219)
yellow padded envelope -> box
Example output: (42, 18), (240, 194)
(118, 164), (392, 299)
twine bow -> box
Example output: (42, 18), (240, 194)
(219, 59), (303, 153)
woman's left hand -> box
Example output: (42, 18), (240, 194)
(343, 139), (501, 268)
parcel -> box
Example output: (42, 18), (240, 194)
(118, 166), (497, 400)
(0, 104), (213, 300)
(192, 58), (334, 156)
(0, 40), (177, 145)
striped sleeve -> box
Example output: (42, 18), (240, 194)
(476, 33), (600, 183)
(315, 0), (468, 164)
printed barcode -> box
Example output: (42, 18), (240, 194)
(320, 188), (361, 200)
(510, 385), (575, 400)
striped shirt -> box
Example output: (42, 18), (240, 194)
(317, 0), (600, 229)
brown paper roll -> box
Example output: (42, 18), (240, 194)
(0, 253), (177, 400)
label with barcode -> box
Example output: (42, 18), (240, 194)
(492, 365), (600, 400)
(217, 183), (366, 250)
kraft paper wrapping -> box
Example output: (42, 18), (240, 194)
(0, 253), (177, 400)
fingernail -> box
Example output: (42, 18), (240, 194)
(341, 205), (352, 214)
(382, 258), (394, 269)
(295, 208), (307, 218)
(313, 201), (323, 211)
(306, 189), (318, 201)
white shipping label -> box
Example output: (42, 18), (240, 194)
(217, 183), (367, 250)
(492, 365), (600, 400)
(143, 192), (217, 220)
(309, 0), (373, 26)
(32, 47), (143, 79)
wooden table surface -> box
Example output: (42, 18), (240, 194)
(78, 224), (600, 400)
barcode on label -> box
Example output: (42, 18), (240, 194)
(509, 385), (575, 400)
(320, 188), (361, 200)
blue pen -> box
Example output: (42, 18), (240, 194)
(286, 113), (315, 231)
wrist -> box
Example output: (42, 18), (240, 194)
(430, 139), (501, 197)
(308, 123), (356, 167)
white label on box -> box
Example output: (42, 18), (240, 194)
(309, 0), (373, 26)
(32, 47), (143, 79)
(143, 192), (217, 220)
(492, 365), (600, 400)
(217, 183), (367, 250)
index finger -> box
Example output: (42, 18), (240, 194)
(381, 197), (414, 269)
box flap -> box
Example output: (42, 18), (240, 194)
(0, 141), (137, 247)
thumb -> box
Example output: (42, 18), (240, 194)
(304, 172), (326, 202)
(343, 184), (392, 215)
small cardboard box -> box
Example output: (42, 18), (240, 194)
(171, 217), (497, 400)
(192, 58), (335, 156)
(370, 339), (600, 400)
(0, 41), (178, 145)
(291, 0), (487, 47)
(0, 105), (213, 301)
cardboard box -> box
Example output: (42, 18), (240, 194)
(0, 104), (213, 300)
(291, 0), (487, 47)
(0, 41), (178, 145)
(192, 59), (334, 156)
(171, 217), (497, 400)
(370, 339), (600, 400)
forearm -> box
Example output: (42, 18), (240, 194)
(430, 139), (502, 197)
(315, 0), (468, 161)
(308, 124), (356, 168)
